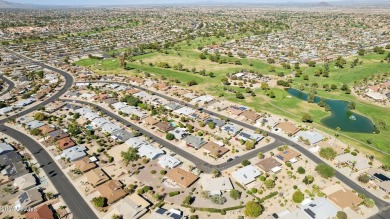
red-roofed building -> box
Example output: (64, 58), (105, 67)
(25, 204), (54, 219)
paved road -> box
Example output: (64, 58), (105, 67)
(0, 56), (74, 124)
(0, 54), (97, 219)
(0, 125), (98, 219)
(0, 74), (15, 97)
(61, 99), (277, 173)
(83, 80), (390, 209)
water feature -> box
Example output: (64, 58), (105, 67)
(287, 88), (379, 134)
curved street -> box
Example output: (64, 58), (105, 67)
(0, 56), (387, 218)
(0, 74), (15, 97)
(0, 125), (98, 219)
(82, 80), (390, 210)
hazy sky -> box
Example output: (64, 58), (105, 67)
(9, 0), (342, 6)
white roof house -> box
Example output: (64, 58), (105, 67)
(200, 176), (233, 195)
(299, 197), (338, 219)
(335, 153), (370, 171)
(0, 106), (14, 115)
(221, 123), (242, 135)
(101, 123), (121, 134)
(83, 112), (100, 121)
(138, 144), (164, 160)
(80, 93), (96, 99)
(13, 173), (36, 190)
(14, 98), (36, 107)
(133, 91), (155, 103)
(169, 128), (188, 140)
(125, 137), (147, 149)
(75, 107), (93, 115)
(112, 102), (128, 110)
(120, 106), (147, 118)
(56, 146), (87, 161)
(191, 95), (214, 104)
(232, 165), (261, 185)
(91, 117), (109, 128)
(236, 130), (264, 142)
(295, 131), (324, 145)
(25, 120), (45, 129)
(173, 107), (196, 116)
(158, 155), (181, 169)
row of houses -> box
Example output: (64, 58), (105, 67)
(0, 142), (56, 218)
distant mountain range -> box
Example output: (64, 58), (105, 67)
(0, 0), (390, 8)
(0, 0), (35, 8)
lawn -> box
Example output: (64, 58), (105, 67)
(74, 40), (390, 164)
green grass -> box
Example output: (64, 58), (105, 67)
(74, 42), (390, 165)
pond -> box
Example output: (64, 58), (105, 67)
(287, 88), (379, 134)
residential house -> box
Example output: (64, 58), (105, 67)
(0, 142), (14, 155)
(276, 148), (301, 163)
(366, 169), (390, 192)
(143, 116), (159, 126)
(108, 193), (151, 219)
(83, 112), (100, 121)
(55, 145), (87, 161)
(96, 180), (127, 205)
(155, 122), (174, 133)
(221, 123), (242, 136)
(226, 106), (243, 116)
(103, 98), (118, 105)
(15, 189), (43, 212)
(164, 103), (183, 111)
(2, 161), (28, 180)
(240, 110), (261, 123)
(255, 157), (282, 173)
(276, 122), (300, 136)
(204, 117), (226, 127)
(111, 129), (134, 142)
(169, 128), (188, 140)
(138, 144), (164, 160)
(165, 167), (199, 188)
(158, 155), (181, 169)
(299, 197), (338, 219)
(200, 176), (233, 195)
(37, 125), (56, 135)
(334, 153), (370, 171)
(236, 130), (264, 143)
(91, 117), (108, 128)
(202, 142), (229, 158)
(85, 168), (110, 187)
(25, 204), (54, 219)
(149, 208), (182, 219)
(173, 107), (195, 116)
(295, 130), (324, 145)
(0, 106), (14, 115)
(184, 135), (206, 149)
(232, 165), (261, 185)
(74, 157), (97, 173)
(47, 130), (69, 142)
(25, 120), (45, 129)
(0, 151), (22, 167)
(327, 190), (363, 209)
(13, 173), (37, 190)
(56, 137), (76, 150)
(101, 123), (121, 134)
(125, 137), (147, 149)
